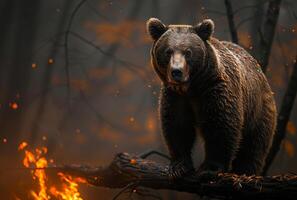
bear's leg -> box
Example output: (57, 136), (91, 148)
(199, 122), (242, 173)
(198, 96), (243, 174)
(232, 107), (276, 175)
(160, 87), (196, 179)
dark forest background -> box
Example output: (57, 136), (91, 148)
(0, 0), (296, 199)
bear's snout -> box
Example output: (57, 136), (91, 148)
(168, 52), (189, 83)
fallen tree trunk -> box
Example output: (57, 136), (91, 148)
(53, 152), (297, 200)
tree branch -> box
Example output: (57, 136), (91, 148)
(233, 2), (266, 15)
(64, 0), (86, 102)
(51, 152), (297, 200)
(253, 0), (282, 72)
(224, 0), (238, 44)
(68, 31), (148, 82)
(263, 56), (297, 175)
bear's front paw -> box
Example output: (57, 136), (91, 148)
(167, 158), (194, 180)
(195, 161), (225, 181)
(195, 169), (219, 181)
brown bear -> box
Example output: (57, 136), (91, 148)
(146, 18), (277, 178)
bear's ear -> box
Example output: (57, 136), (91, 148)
(194, 19), (214, 41)
(146, 18), (167, 41)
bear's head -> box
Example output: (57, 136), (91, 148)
(146, 18), (215, 92)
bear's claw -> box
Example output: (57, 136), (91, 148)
(167, 158), (194, 180)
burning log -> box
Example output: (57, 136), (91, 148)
(53, 152), (297, 200)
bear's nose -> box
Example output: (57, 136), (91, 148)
(171, 69), (183, 81)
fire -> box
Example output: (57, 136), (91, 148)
(18, 142), (28, 150)
(50, 173), (86, 200)
(18, 142), (85, 200)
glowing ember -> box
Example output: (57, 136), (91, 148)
(11, 102), (19, 110)
(32, 63), (37, 69)
(48, 58), (54, 64)
(130, 159), (137, 164)
(18, 142), (85, 200)
(129, 117), (135, 122)
(18, 142), (28, 150)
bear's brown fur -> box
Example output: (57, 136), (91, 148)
(146, 18), (277, 178)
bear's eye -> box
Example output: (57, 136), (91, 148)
(165, 48), (173, 57)
(185, 49), (192, 59)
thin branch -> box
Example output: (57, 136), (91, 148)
(85, 0), (110, 21)
(69, 31), (149, 82)
(233, 1), (268, 15)
(282, 2), (297, 20)
(64, 0), (86, 102)
(51, 152), (297, 200)
(139, 150), (171, 160)
(30, 0), (73, 144)
(263, 56), (297, 175)
(112, 182), (136, 200)
(224, 0), (238, 44)
(95, 0), (143, 70)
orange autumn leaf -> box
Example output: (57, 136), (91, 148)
(283, 140), (295, 157)
(287, 121), (296, 135)
(70, 79), (90, 92)
(116, 68), (136, 86)
(85, 20), (150, 47)
(94, 124), (123, 142)
(133, 129), (157, 145)
(87, 67), (112, 80)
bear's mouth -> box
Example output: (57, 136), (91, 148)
(168, 80), (189, 85)
(168, 81), (189, 94)
(167, 75), (190, 86)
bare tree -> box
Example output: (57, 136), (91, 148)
(252, 0), (282, 72)
(30, 0), (73, 144)
(222, 0), (296, 176)
(224, 0), (238, 43)
(263, 57), (297, 175)
(0, 0), (40, 143)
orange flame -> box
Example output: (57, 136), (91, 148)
(50, 173), (86, 200)
(18, 142), (85, 200)
(18, 142), (28, 150)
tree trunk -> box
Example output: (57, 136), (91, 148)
(263, 57), (297, 175)
(252, 0), (282, 72)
